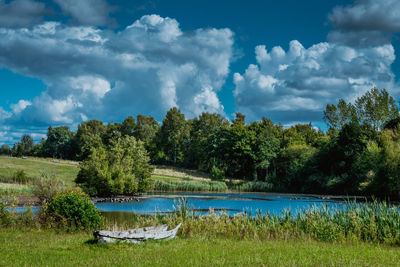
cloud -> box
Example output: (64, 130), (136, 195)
(0, 0), (46, 28)
(329, 0), (400, 33)
(328, 0), (400, 47)
(234, 40), (396, 123)
(234, 0), (400, 125)
(53, 0), (113, 26)
(0, 15), (233, 143)
(10, 100), (32, 114)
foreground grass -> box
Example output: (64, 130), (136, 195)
(0, 229), (399, 266)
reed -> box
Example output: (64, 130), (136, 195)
(152, 180), (228, 192)
(103, 199), (400, 245)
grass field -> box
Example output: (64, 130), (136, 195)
(0, 156), (222, 194)
(0, 229), (399, 266)
(0, 156), (79, 186)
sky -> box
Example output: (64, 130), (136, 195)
(1, 0), (400, 145)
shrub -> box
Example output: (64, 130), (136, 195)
(11, 170), (30, 184)
(0, 197), (16, 227)
(42, 190), (102, 230)
(210, 166), (225, 181)
(33, 173), (65, 202)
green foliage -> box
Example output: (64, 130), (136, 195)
(21, 135), (34, 155)
(0, 144), (11, 156)
(233, 181), (273, 192)
(210, 166), (225, 180)
(76, 135), (154, 196)
(33, 173), (65, 201)
(159, 107), (189, 165)
(11, 170), (30, 184)
(5, 87), (400, 199)
(42, 190), (102, 230)
(153, 180), (228, 192)
(43, 126), (75, 159)
(0, 197), (12, 227)
(324, 88), (399, 131)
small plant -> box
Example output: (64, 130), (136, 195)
(42, 190), (102, 230)
(11, 170), (30, 184)
(33, 172), (65, 202)
(210, 166), (225, 181)
(0, 197), (16, 227)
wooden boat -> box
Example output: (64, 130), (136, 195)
(93, 223), (182, 244)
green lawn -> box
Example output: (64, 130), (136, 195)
(0, 229), (399, 266)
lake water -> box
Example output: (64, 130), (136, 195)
(95, 192), (356, 217)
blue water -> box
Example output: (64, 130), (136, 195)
(95, 192), (352, 216)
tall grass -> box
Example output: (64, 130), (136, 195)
(2, 193), (400, 245)
(232, 181), (273, 192)
(152, 180), (228, 192)
(103, 199), (400, 245)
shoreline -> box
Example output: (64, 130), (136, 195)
(9, 191), (375, 207)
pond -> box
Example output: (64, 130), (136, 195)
(96, 192), (361, 217)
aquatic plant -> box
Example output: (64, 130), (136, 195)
(102, 200), (400, 245)
(152, 180), (228, 192)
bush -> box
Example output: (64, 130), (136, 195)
(33, 173), (65, 202)
(11, 170), (30, 184)
(210, 166), (225, 181)
(0, 197), (12, 226)
(42, 190), (102, 230)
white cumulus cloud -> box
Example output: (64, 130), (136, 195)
(234, 40), (396, 123)
(0, 14), (233, 143)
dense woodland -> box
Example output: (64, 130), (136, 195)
(1, 88), (400, 199)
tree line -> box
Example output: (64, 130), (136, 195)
(1, 88), (400, 199)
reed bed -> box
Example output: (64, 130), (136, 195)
(152, 180), (228, 192)
(232, 181), (273, 192)
(2, 196), (399, 245)
(102, 199), (400, 245)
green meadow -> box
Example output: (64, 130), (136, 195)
(0, 229), (399, 266)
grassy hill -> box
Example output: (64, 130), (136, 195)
(0, 156), (222, 196)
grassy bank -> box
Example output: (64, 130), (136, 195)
(0, 156), (244, 194)
(0, 156), (79, 186)
(0, 229), (399, 266)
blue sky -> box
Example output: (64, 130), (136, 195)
(1, 0), (400, 144)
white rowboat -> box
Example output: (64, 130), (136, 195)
(94, 223), (182, 244)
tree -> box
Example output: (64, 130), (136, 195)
(159, 108), (189, 165)
(21, 134), (34, 155)
(249, 118), (281, 181)
(43, 126), (75, 159)
(0, 144), (11, 156)
(134, 115), (159, 142)
(75, 120), (106, 160)
(12, 142), (24, 157)
(323, 99), (357, 130)
(120, 116), (136, 137)
(186, 112), (229, 170)
(224, 113), (256, 179)
(324, 88), (399, 131)
(355, 88), (399, 130)
(76, 134), (154, 196)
